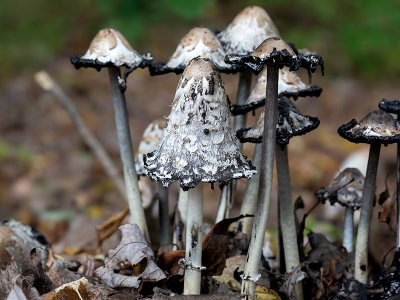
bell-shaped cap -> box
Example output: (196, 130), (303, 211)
(70, 28), (152, 74)
(379, 98), (400, 114)
(318, 168), (364, 209)
(338, 110), (400, 145)
(237, 97), (320, 146)
(144, 58), (255, 190)
(226, 37), (324, 75)
(150, 27), (238, 75)
(230, 67), (322, 115)
(135, 119), (167, 176)
(217, 6), (280, 56)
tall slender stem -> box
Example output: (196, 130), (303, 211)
(276, 144), (303, 300)
(343, 207), (354, 253)
(108, 67), (149, 242)
(184, 184), (203, 295)
(158, 183), (171, 246)
(241, 64), (278, 300)
(239, 143), (262, 234)
(217, 70), (253, 221)
(354, 143), (381, 283)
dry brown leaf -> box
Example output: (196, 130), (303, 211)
(42, 278), (89, 300)
(95, 224), (166, 288)
(157, 250), (185, 277)
(96, 208), (129, 246)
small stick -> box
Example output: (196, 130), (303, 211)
(34, 71), (126, 198)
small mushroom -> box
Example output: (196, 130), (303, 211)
(230, 67), (322, 115)
(225, 38), (323, 300)
(216, 6), (280, 223)
(317, 168), (365, 253)
(217, 6), (280, 56)
(71, 28), (151, 241)
(379, 98), (400, 250)
(150, 27), (237, 75)
(338, 109), (400, 283)
(237, 98), (319, 291)
(135, 119), (170, 247)
(144, 58), (255, 295)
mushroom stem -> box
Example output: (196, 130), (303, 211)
(108, 66), (150, 242)
(216, 184), (230, 223)
(276, 144), (303, 300)
(241, 64), (278, 300)
(158, 183), (171, 247)
(239, 143), (262, 234)
(183, 184), (203, 295)
(216, 69), (252, 221)
(354, 143), (381, 283)
(343, 207), (354, 253)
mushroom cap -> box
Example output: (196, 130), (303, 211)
(236, 97), (320, 146)
(379, 98), (400, 114)
(135, 119), (167, 176)
(230, 67), (322, 115)
(217, 6), (280, 56)
(321, 168), (364, 208)
(225, 37), (324, 75)
(150, 27), (238, 75)
(338, 109), (400, 145)
(144, 58), (255, 190)
(70, 28), (152, 72)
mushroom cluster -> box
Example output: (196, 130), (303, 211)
(64, 5), (400, 300)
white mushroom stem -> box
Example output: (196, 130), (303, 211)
(276, 144), (303, 300)
(216, 69), (252, 222)
(241, 64), (278, 300)
(343, 207), (354, 253)
(354, 143), (381, 283)
(158, 183), (171, 246)
(239, 143), (262, 234)
(216, 185), (230, 223)
(184, 184), (203, 295)
(108, 67), (150, 242)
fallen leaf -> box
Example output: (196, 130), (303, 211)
(95, 224), (166, 288)
(42, 277), (89, 300)
(96, 208), (129, 246)
(255, 285), (281, 300)
(157, 250), (185, 276)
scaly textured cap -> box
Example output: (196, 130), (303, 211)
(135, 119), (167, 176)
(144, 58), (255, 190)
(319, 168), (364, 208)
(230, 67), (322, 115)
(237, 97), (319, 146)
(338, 110), (400, 145)
(150, 27), (238, 75)
(217, 6), (280, 55)
(225, 37), (324, 75)
(70, 28), (152, 82)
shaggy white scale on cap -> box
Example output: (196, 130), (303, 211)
(166, 27), (232, 70)
(135, 119), (167, 176)
(350, 110), (400, 138)
(144, 58), (255, 190)
(217, 6), (280, 55)
(81, 28), (146, 68)
(325, 168), (364, 208)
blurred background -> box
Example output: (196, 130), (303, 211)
(1, 0), (400, 259)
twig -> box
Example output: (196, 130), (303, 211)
(34, 71), (126, 199)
